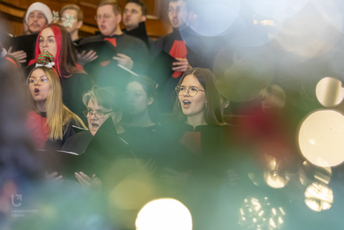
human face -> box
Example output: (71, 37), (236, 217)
(28, 10), (48, 34)
(28, 68), (51, 103)
(86, 99), (113, 136)
(123, 3), (146, 31)
(61, 9), (81, 34)
(39, 28), (57, 58)
(125, 81), (152, 116)
(168, 0), (186, 29)
(178, 74), (206, 117)
(96, 5), (121, 36)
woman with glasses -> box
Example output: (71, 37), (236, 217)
(170, 68), (242, 230)
(174, 68), (225, 128)
(62, 86), (126, 191)
(27, 66), (86, 150)
(158, 68), (228, 183)
(27, 24), (93, 123)
(62, 85), (125, 152)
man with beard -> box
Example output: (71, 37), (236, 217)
(26, 2), (53, 34)
(8, 2), (52, 65)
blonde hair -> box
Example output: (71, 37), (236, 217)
(28, 67), (86, 140)
(60, 4), (83, 21)
(98, 0), (122, 15)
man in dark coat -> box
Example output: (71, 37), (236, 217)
(79, 0), (149, 89)
(122, 0), (151, 49)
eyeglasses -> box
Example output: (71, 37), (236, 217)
(83, 108), (113, 118)
(175, 86), (205, 97)
(28, 77), (48, 85)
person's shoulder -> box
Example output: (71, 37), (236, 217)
(79, 35), (103, 44)
(71, 72), (91, 78)
(120, 33), (146, 47)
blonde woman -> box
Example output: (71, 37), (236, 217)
(27, 66), (86, 149)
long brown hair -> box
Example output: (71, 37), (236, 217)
(174, 68), (225, 126)
(28, 66), (86, 140)
(30, 24), (85, 78)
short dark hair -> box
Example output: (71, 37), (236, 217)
(127, 75), (158, 122)
(125, 0), (147, 16)
(98, 0), (122, 15)
(60, 4), (84, 22)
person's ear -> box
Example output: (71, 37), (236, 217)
(147, 97), (154, 105)
(116, 13), (122, 24)
(77, 20), (83, 29)
(142, 15), (146, 21)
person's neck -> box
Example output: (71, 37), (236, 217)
(129, 110), (155, 127)
(125, 25), (137, 32)
(70, 31), (79, 41)
(36, 101), (46, 113)
(108, 27), (123, 37)
(186, 112), (206, 129)
(174, 23), (187, 31)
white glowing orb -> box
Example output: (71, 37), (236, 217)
(311, 0), (344, 33)
(273, 4), (341, 58)
(180, 1), (240, 37)
(244, 0), (308, 20)
(298, 110), (344, 167)
(135, 198), (192, 230)
(316, 77), (344, 107)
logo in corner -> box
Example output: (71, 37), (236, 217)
(11, 194), (22, 207)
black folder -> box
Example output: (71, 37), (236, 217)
(6, 34), (38, 67)
(76, 40), (118, 63)
(146, 50), (177, 87)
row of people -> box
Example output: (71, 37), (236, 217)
(3, 0), (210, 113)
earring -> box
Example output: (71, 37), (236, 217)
(178, 101), (181, 107)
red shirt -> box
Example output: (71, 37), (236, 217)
(27, 111), (49, 149)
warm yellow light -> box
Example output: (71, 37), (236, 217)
(135, 198), (192, 230)
(305, 182), (333, 212)
(264, 170), (289, 189)
(260, 20), (275, 26)
(298, 110), (344, 167)
(316, 77), (344, 107)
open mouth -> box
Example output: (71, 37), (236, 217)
(91, 123), (100, 129)
(183, 100), (191, 107)
(34, 88), (40, 95)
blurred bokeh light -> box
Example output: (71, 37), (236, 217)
(135, 198), (192, 230)
(298, 110), (344, 167)
(315, 77), (344, 107)
(304, 182), (333, 212)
